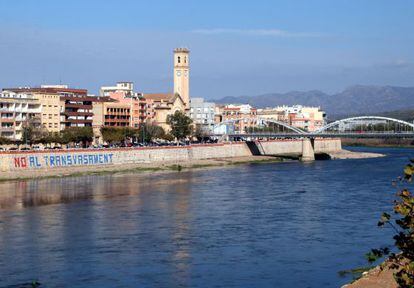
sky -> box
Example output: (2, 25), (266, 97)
(0, 0), (413, 99)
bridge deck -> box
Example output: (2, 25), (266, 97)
(212, 133), (414, 139)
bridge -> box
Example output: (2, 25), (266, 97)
(211, 116), (414, 161)
(212, 116), (414, 139)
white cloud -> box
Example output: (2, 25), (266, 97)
(191, 28), (325, 38)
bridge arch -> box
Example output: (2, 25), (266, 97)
(315, 116), (414, 134)
(213, 117), (306, 134)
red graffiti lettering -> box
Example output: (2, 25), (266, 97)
(14, 157), (27, 168)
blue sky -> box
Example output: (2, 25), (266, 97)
(0, 0), (413, 98)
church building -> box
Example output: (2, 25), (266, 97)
(144, 48), (190, 131)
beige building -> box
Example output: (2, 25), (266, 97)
(33, 93), (62, 132)
(144, 93), (186, 131)
(92, 98), (107, 143)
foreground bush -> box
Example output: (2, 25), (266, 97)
(366, 161), (414, 287)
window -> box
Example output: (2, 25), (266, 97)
(178, 56), (181, 63)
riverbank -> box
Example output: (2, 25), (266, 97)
(0, 149), (385, 182)
(0, 155), (283, 182)
(342, 265), (397, 288)
(329, 150), (386, 160)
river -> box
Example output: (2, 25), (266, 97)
(0, 147), (412, 287)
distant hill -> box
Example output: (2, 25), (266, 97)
(214, 85), (414, 117)
(332, 109), (414, 122)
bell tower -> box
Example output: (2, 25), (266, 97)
(173, 48), (190, 109)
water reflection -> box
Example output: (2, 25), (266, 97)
(0, 173), (200, 210)
(0, 148), (410, 287)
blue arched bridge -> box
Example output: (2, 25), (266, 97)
(212, 116), (414, 139)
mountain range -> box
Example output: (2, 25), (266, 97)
(213, 85), (414, 117)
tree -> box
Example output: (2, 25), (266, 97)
(123, 127), (137, 139)
(166, 110), (193, 141)
(101, 127), (124, 144)
(39, 132), (63, 146)
(21, 118), (47, 145)
(100, 127), (138, 144)
(366, 161), (414, 287)
(162, 133), (175, 142)
(137, 123), (165, 143)
(0, 136), (12, 145)
(62, 127), (93, 147)
(193, 124), (209, 142)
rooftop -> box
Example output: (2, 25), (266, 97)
(174, 47), (190, 53)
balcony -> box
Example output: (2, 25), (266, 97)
(64, 119), (93, 124)
(65, 103), (93, 109)
(63, 111), (93, 116)
(1, 118), (14, 122)
(104, 118), (130, 123)
(0, 108), (14, 112)
(0, 127), (15, 132)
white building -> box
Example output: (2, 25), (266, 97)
(100, 82), (136, 97)
(0, 91), (42, 140)
(190, 98), (215, 132)
(257, 105), (326, 132)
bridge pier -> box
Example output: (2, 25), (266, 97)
(301, 138), (315, 162)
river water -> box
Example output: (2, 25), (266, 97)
(0, 147), (412, 287)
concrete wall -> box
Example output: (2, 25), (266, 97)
(0, 143), (251, 172)
(258, 138), (341, 156)
(257, 140), (303, 155)
(0, 139), (342, 173)
(314, 138), (342, 152)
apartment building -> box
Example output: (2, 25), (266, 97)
(100, 82), (135, 97)
(33, 93), (61, 132)
(93, 98), (131, 127)
(257, 105), (326, 132)
(103, 103), (131, 127)
(59, 89), (94, 129)
(221, 104), (258, 133)
(101, 82), (155, 128)
(3, 85), (95, 130)
(190, 98), (216, 132)
(0, 91), (41, 140)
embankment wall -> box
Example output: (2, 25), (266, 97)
(258, 138), (342, 155)
(0, 139), (341, 174)
(0, 143), (251, 172)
